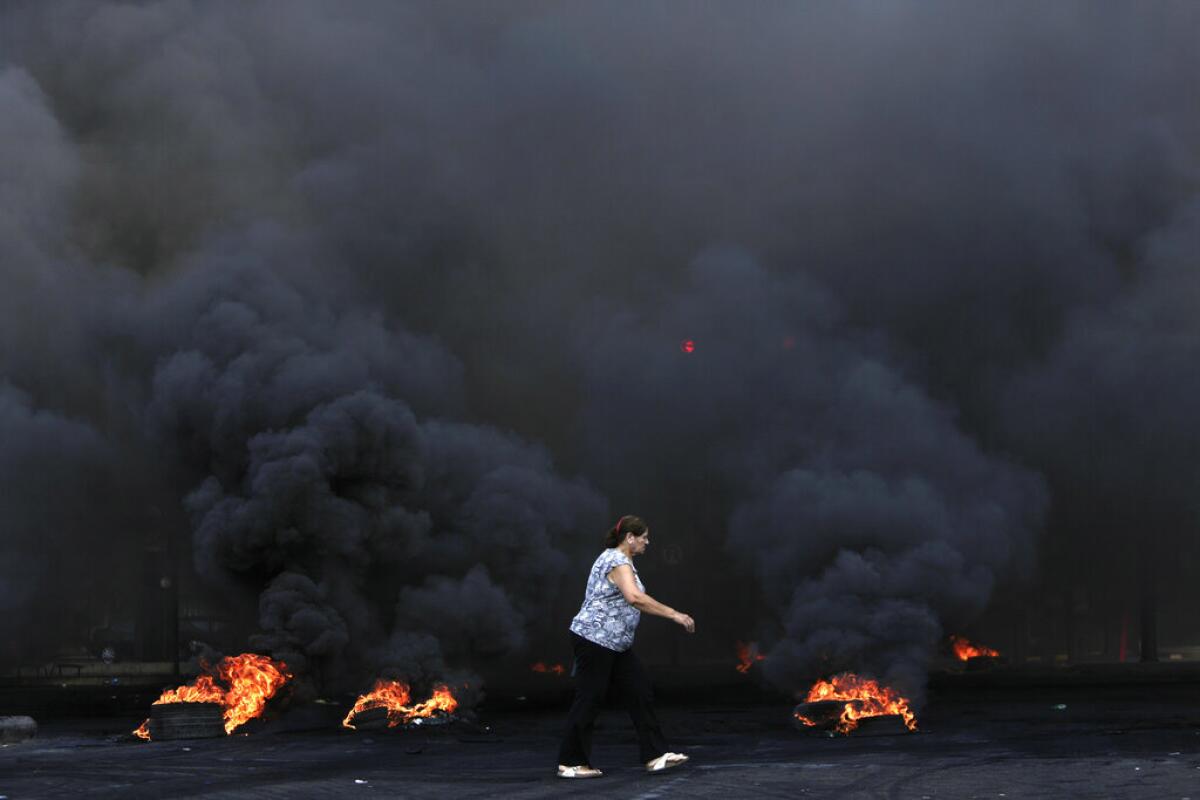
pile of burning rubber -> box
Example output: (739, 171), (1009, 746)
(793, 673), (919, 734)
(133, 654), (292, 741)
(729, 635), (1005, 734)
(341, 680), (460, 730)
(731, 639), (918, 735)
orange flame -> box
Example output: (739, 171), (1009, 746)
(531, 662), (566, 676)
(735, 641), (766, 674)
(795, 672), (918, 734)
(950, 635), (1000, 661)
(406, 685), (459, 718)
(341, 679), (411, 728)
(218, 653), (293, 733)
(342, 680), (460, 729)
(154, 673), (226, 705)
(131, 653), (291, 739)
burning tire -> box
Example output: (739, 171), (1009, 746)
(793, 673), (919, 734)
(345, 706), (391, 731)
(793, 700), (863, 731)
(148, 702), (225, 740)
(342, 681), (461, 730)
(794, 702), (912, 736)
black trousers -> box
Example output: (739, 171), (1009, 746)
(557, 632), (668, 766)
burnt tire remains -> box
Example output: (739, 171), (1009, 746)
(148, 703), (225, 740)
(347, 706), (391, 731)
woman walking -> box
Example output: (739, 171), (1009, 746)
(556, 515), (696, 778)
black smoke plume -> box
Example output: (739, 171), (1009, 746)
(576, 249), (1046, 698)
(2, 2), (1198, 700)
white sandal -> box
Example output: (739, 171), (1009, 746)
(645, 752), (689, 772)
(557, 764), (603, 779)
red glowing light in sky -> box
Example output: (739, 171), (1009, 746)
(680, 339), (696, 353)
(782, 335), (796, 350)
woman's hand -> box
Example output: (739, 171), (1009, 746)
(672, 612), (696, 633)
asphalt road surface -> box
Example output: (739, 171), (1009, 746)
(2, 684), (1199, 798)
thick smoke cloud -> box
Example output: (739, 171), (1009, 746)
(136, 237), (606, 694)
(577, 249), (1046, 697)
(998, 199), (1200, 582)
(2, 1), (1198, 699)
(0, 19), (610, 689)
(0, 62), (150, 665)
(0, 384), (127, 664)
(0, 210), (607, 694)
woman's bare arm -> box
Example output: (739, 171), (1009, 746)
(609, 565), (695, 633)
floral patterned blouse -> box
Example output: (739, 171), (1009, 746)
(569, 548), (645, 652)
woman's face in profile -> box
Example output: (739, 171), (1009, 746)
(627, 530), (650, 556)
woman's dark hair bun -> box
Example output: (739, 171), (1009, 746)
(603, 515), (647, 548)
